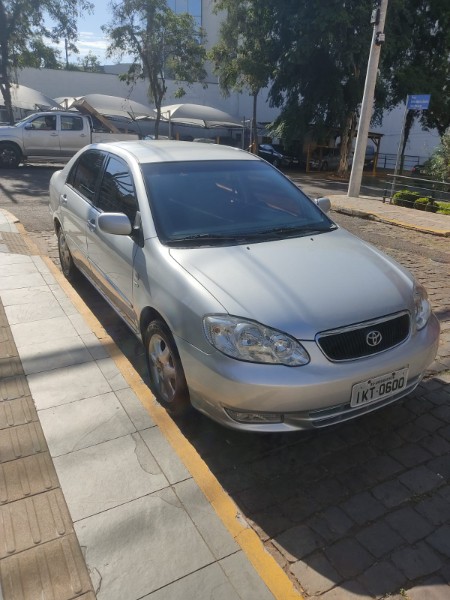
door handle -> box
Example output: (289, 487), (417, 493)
(87, 219), (97, 232)
(60, 194), (68, 206)
(80, 133), (87, 137)
(50, 133), (58, 136)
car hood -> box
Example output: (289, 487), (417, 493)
(169, 228), (414, 339)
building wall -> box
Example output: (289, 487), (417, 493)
(16, 67), (279, 125)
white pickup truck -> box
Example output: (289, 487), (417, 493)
(0, 111), (139, 168)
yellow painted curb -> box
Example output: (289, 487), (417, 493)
(42, 255), (304, 600)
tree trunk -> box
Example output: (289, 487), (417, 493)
(0, 5), (14, 125)
(400, 110), (417, 174)
(337, 112), (356, 177)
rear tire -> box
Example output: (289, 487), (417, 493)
(0, 143), (21, 168)
(57, 227), (78, 280)
(144, 320), (191, 416)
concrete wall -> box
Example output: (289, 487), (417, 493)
(9, 67), (442, 160)
(16, 67), (279, 124)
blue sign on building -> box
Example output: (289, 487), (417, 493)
(407, 95), (431, 110)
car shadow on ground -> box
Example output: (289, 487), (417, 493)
(70, 272), (450, 599)
(0, 165), (59, 203)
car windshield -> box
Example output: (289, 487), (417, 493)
(141, 160), (335, 246)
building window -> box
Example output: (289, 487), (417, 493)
(167, 0), (201, 26)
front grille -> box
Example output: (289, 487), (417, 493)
(317, 312), (410, 361)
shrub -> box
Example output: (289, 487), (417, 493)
(413, 197), (430, 211)
(436, 202), (450, 215)
(392, 190), (420, 208)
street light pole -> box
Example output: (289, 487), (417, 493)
(348, 0), (388, 198)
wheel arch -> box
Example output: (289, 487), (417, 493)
(140, 307), (170, 341)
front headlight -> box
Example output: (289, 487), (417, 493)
(414, 283), (431, 330)
(203, 315), (310, 366)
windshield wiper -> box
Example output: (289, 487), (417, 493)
(250, 224), (336, 238)
(168, 233), (241, 244)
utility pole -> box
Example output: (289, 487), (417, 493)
(348, 0), (388, 198)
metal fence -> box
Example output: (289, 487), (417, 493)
(383, 173), (450, 204)
(377, 153), (424, 172)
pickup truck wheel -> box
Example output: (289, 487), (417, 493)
(57, 228), (78, 280)
(145, 320), (191, 416)
(0, 143), (21, 168)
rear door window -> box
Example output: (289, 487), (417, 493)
(95, 155), (138, 224)
(68, 150), (105, 202)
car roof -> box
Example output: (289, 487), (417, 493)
(90, 140), (260, 164)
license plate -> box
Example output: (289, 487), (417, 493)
(350, 367), (409, 408)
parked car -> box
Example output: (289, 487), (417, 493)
(411, 164), (427, 178)
(258, 143), (298, 168)
(309, 148), (341, 171)
(49, 141), (439, 432)
(0, 111), (138, 168)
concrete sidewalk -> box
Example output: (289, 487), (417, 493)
(328, 194), (450, 237)
(0, 209), (290, 600)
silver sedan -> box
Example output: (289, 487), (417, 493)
(49, 141), (440, 432)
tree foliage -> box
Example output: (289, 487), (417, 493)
(212, 0), (449, 173)
(209, 0), (276, 150)
(385, 0), (450, 137)
(425, 128), (450, 182)
(104, 0), (207, 138)
(78, 50), (103, 72)
(0, 0), (93, 123)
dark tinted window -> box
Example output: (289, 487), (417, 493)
(69, 151), (104, 202)
(96, 156), (137, 223)
(141, 160), (334, 245)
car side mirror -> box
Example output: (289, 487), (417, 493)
(24, 124), (34, 130)
(97, 213), (132, 236)
(315, 197), (331, 213)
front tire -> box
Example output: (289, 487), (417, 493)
(145, 320), (190, 416)
(57, 227), (78, 280)
(0, 143), (21, 168)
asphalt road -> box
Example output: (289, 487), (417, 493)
(1, 164), (450, 599)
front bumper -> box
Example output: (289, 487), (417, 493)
(176, 314), (440, 432)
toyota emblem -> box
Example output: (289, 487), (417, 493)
(366, 330), (383, 347)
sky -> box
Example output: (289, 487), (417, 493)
(50, 2), (116, 65)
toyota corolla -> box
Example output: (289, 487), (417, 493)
(49, 141), (440, 432)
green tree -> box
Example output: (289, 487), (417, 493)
(209, 0), (275, 152)
(425, 129), (450, 182)
(78, 50), (103, 72)
(237, 0), (449, 175)
(0, 0), (93, 124)
(383, 0), (450, 171)
(104, 0), (207, 138)
(15, 37), (62, 69)
(267, 0), (385, 175)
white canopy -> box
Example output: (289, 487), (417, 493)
(7, 84), (61, 111)
(55, 94), (155, 119)
(158, 103), (242, 128)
